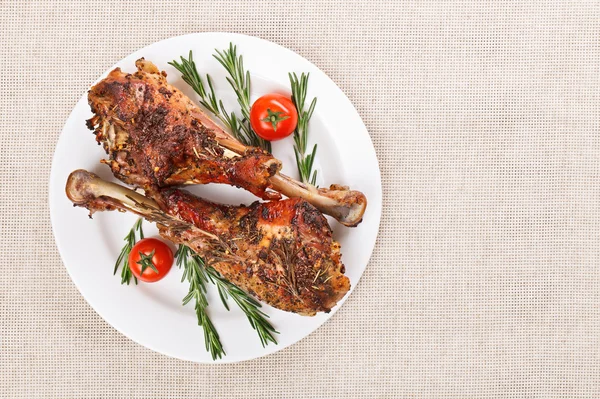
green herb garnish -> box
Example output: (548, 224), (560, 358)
(213, 43), (271, 152)
(176, 245), (278, 351)
(203, 261), (278, 347)
(169, 46), (270, 152)
(175, 245), (225, 360)
(289, 72), (318, 185)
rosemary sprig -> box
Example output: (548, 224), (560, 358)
(289, 72), (318, 185)
(176, 245), (278, 349)
(169, 52), (226, 125)
(204, 263), (278, 347)
(169, 52), (236, 135)
(169, 48), (270, 152)
(113, 218), (144, 285)
(175, 245), (225, 360)
(214, 43), (272, 152)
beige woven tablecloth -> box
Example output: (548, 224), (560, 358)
(2, 1), (599, 398)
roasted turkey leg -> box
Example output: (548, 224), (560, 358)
(66, 170), (350, 315)
(87, 59), (367, 226)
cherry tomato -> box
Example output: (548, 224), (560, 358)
(128, 238), (174, 283)
(250, 93), (298, 141)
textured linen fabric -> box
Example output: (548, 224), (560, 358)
(1, 1), (599, 398)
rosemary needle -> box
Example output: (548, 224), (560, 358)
(289, 72), (318, 185)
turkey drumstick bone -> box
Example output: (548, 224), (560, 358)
(205, 115), (367, 227)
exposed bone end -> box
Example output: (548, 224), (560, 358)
(66, 170), (217, 239)
(317, 185), (368, 228)
(269, 174), (367, 227)
(65, 169), (102, 205)
(66, 169), (161, 217)
(66, 169), (123, 216)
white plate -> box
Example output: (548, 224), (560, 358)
(49, 33), (381, 363)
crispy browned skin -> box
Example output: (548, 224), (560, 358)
(159, 189), (350, 315)
(87, 58), (368, 227)
(65, 170), (350, 315)
(87, 59), (281, 200)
